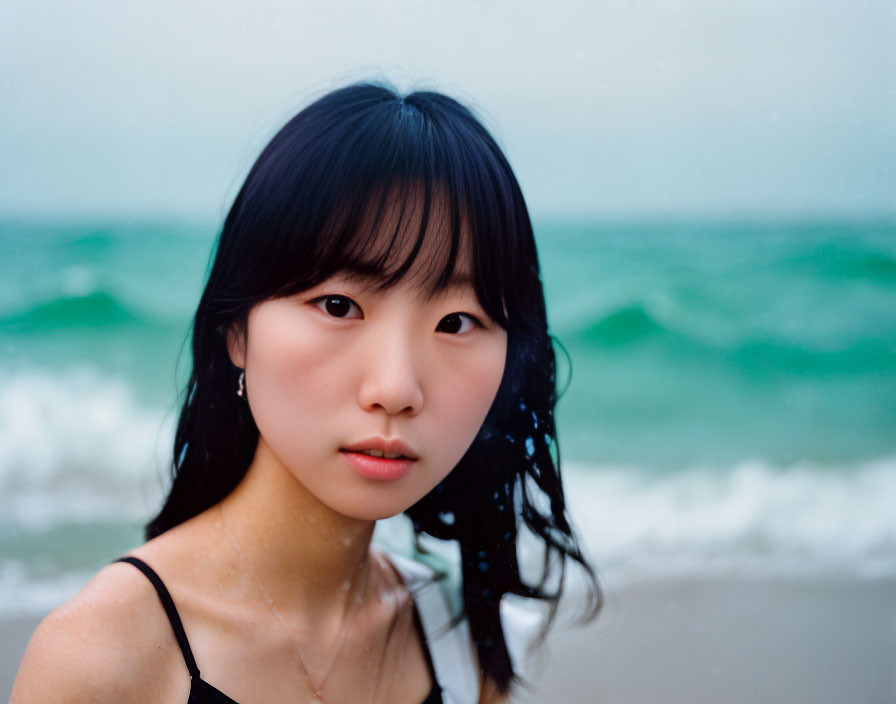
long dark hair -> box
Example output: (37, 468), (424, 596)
(147, 82), (598, 693)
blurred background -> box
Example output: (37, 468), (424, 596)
(2, 1), (895, 700)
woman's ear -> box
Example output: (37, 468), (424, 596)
(226, 323), (247, 368)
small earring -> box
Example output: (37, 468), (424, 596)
(237, 370), (245, 398)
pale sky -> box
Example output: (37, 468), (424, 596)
(2, 0), (894, 220)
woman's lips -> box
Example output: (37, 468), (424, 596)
(341, 437), (418, 459)
(339, 450), (415, 481)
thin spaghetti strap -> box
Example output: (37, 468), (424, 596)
(114, 556), (201, 678)
(412, 603), (440, 692)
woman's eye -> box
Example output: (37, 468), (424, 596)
(436, 313), (480, 334)
(313, 295), (362, 319)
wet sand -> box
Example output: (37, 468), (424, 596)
(4, 577), (895, 702)
(513, 576), (896, 703)
(2, 616), (40, 702)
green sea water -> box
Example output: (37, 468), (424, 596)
(2, 217), (894, 468)
(2, 217), (895, 612)
(539, 219), (896, 467)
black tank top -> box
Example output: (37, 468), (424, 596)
(115, 556), (443, 704)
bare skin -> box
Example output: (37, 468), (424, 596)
(12, 430), (507, 703)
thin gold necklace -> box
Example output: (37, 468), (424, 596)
(218, 506), (373, 703)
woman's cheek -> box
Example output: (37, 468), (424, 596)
(439, 337), (507, 457)
(244, 305), (342, 446)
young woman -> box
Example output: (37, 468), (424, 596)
(12, 83), (597, 704)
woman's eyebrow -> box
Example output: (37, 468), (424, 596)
(334, 259), (385, 281)
(440, 271), (472, 288)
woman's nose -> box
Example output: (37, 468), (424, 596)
(356, 334), (424, 416)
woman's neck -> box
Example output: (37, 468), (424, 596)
(215, 439), (377, 620)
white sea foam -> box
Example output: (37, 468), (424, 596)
(0, 561), (97, 619)
(0, 367), (171, 527)
(1, 367), (894, 616)
(564, 458), (896, 585)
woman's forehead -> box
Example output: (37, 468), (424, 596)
(337, 190), (473, 295)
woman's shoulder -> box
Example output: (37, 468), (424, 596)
(10, 559), (191, 704)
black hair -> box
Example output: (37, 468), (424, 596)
(147, 82), (598, 693)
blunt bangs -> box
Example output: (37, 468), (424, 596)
(217, 83), (542, 333)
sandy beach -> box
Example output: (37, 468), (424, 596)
(4, 575), (894, 703)
(2, 616), (40, 702)
(514, 576), (896, 703)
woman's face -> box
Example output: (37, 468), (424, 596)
(229, 227), (507, 521)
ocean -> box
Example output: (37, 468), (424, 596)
(1, 217), (895, 616)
